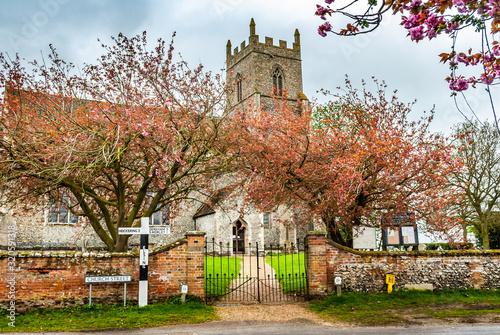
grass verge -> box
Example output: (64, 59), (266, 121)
(309, 289), (500, 326)
(266, 253), (306, 293)
(0, 299), (216, 333)
(204, 255), (242, 296)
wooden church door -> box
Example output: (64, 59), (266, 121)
(233, 220), (245, 254)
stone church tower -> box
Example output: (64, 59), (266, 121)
(226, 18), (306, 111)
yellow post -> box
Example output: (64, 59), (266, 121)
(386, 274), (395, 294)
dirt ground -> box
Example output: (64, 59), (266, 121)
(215, 303), (335, 325)
(214, 303), (500, 327)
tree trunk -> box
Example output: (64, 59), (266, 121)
(324, 218), (353, 247)
(462, 222), (468, 242)
(114, 234), (130, 252)
(482, 223), (490, 250)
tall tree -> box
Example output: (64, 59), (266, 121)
(235, 79), (461, 246)
(0, 33), (232, 252)
(315, 0), (499, 127)
(451, 121), (500, 249)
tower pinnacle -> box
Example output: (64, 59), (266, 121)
(250, 18), (256, 36)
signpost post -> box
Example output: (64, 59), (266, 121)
(334, 276), (342, 296)
(138, 217), (149, 307)
(118, 217), (170, 307)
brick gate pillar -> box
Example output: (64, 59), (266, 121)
(306, 231), (328, 298)
(185, 231), (206, 298)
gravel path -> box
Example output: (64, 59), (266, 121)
(215, 303), (335, 325)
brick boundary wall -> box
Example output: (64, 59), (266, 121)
(0, 232), (205, 311)
(307, 232), (500, 296)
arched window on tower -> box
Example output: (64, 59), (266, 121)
(236, 73), (243, 102)
(272, 67), (283, 96)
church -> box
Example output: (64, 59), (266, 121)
(0, 19), (313, 253)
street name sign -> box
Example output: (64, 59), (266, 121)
(118, 227), (143, 235)
(149, 226), (170, 234)
(85, 275), (132, 283)
(85, 275), (132, 306)
(118, 226), (170, 235)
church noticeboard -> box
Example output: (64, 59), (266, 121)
(383, 225), (419, 246)
(382, 213), (418, 247)
(353, 226), (377, 249)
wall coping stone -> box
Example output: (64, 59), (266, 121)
(0, 237), (189, 258)
(185, 231), (206, 236)
(149, 238), (187, 256)
(326, 239), (500, 257)
(307, 231), (327, 236)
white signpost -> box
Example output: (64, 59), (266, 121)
(118, 217), (170, 307)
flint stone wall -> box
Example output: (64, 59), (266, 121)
(326, 240), (500, 293)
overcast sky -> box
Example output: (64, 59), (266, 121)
(0, 0), (497, 135)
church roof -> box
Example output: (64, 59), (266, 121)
(193, 186), (235, 219)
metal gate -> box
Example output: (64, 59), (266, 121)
(204, 238), (308, 304)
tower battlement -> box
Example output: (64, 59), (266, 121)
(226, 18), (305, 111)
(226, 18), (301, 69)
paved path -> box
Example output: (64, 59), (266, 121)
(225, 255), (281, 303)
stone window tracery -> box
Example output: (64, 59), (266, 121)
(47, 193), (78, 224)
(272, 67), (283, 96)
(236, 73), (243, 102)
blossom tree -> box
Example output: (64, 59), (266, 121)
(234, 80), (462, 246)
(0, 32), (233, 252)
(315, 0), (499, 127)
(450, 121), (500, 249)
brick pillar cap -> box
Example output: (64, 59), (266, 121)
(307, 231), (327, 236)
(185, 231), (206, 236)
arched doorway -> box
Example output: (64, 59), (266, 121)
(232, 219), (246, 254)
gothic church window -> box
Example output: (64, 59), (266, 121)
(146, 192), (170, 226)
(236, 73), (243, 102)
(263, 213), (270, 227)
(152, 205), (170, 226)
(272, 67), (283, 96)
(47, 193), (78, 224)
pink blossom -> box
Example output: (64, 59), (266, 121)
(480, 74), (495, 85)
(410, 0), (422, 7)
(409, 26), (425, 41)
(449, 77), (470, 91)
(316, 6), (327, 19)
(142, 130), (149, 137)
(456, 53), (470, 65)
(402, 14), (420, 29)
(445, 22), (459, 34)
(325, 0), (335, 3)
(424, 13), (439, 30)
(318, 25), (328, 37)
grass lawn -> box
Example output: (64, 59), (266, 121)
(204, 255), (242, 296)
(0, 300), (216, 333)
(309, 289), (500, 326)
(265, 253), (307, 293)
